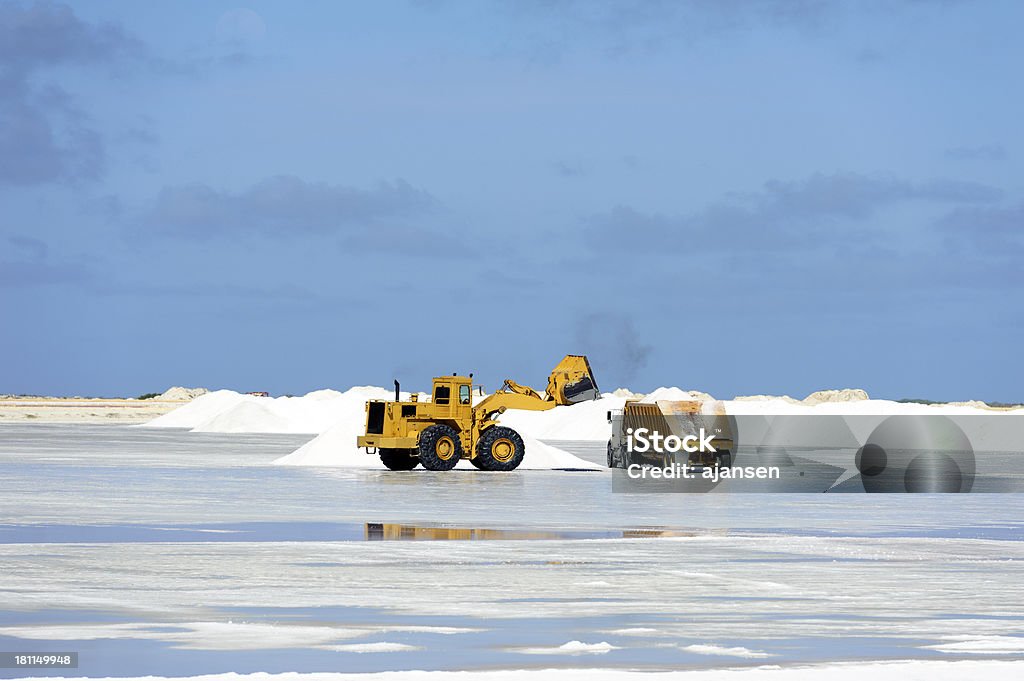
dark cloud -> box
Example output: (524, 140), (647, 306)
(144, 175), (439, 239)
(0, 2), (140, 186)
(0, 258), (91, 287)
(945, 144), (1008, 161)
(762, 173), (1001, 218)
(0, 1), (139, 70)
(0, 79), (103, 184)
(81, 194), (123, 222)
(587, 172), (1003, 253)
(552, 160), (586, 178)
(1, 232), (93, 287)
(7, 234), (48, 259)
(937, 203), (1023, 255)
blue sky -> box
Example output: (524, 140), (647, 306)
(1, 1), (1021, 400)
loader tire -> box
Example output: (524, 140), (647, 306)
(380, 448), (418, 471)
(474, 426), (525, 472)
(418, 424), (462, 471)
(469, 457), (487, 470)
(607, 439), (616, 468)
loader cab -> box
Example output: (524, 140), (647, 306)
(431, 375), (473, 418)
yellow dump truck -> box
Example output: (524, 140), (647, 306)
(606, 399), (735, 469)
(357, 355), (598, 471)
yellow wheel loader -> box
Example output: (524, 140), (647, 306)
(356, 355), (599, 471)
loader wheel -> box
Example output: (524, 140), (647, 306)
(474, 426), (525, 472)
(469, 457), (487, 470)
(380, 448), (418, 471)
(418, 424), (462, 471)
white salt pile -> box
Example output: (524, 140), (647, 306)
(273, 424), (599, 470)
(191, 390), (356, 435)
(156, 386), (208, 401)
(640, 387), (716, 403)
(142, 386), (600, 470)
(144, 390), (256, 429)
(144, 383), (1021, 472)
(722, 396), (1013, 416)
(609, 387), (645, 399)
(803, 388), (870, 404)
(193, 400), (293, 434)
(733, 394), (800, 404)
(143, 387), (396, 434)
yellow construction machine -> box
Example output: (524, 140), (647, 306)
(606, 400), (735, 469)
(356, 355), (598, 471)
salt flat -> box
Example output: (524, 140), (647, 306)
(0, 425), (1022, 679)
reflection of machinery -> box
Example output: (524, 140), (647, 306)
(357, 355), (598, 472)
(365, 523), (575, 541)
(606, 400), (734, 469)
(363, 522), (715, 541)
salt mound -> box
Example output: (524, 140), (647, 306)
(145, 386), (398, 434)
(302, 389), (347, 401)
(273, 421), (599, 471)
(948, 400), (992, 409)
(143, 390), (252, 428)
(158, 386), (208, 401)
(191, 401), (293, 434)
(640, 387), (715, 403)
(803, 388), (869, 404)
(273, 419), (374, 468)
(191, 392), (348, 434)
(722, 396), (1020, 416)
(609, 387), (645, 399)
(733, 394), (800, 403)
(148, 383), (1021, 449)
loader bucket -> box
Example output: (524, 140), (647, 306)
(563, 375), (599, 403)
(547, 354), (600, 404)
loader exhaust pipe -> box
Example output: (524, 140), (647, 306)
(394, 379), (400, 402)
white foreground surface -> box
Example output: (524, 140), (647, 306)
(1, 426), (1023, 678)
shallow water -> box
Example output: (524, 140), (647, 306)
(1, 425), (1023, 677)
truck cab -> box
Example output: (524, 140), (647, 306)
(428, 376), (474, 418)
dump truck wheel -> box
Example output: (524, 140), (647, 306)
(475, 426), (525, 471)
(418, 424), (462, 471)
(380, 448), (418, 471)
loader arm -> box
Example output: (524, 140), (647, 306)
(473, 354), (599, 427)
(501, 379), (545, 401)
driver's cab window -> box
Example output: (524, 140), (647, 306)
(459, 384), (471, 405)
(434, 385), (450, 405)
